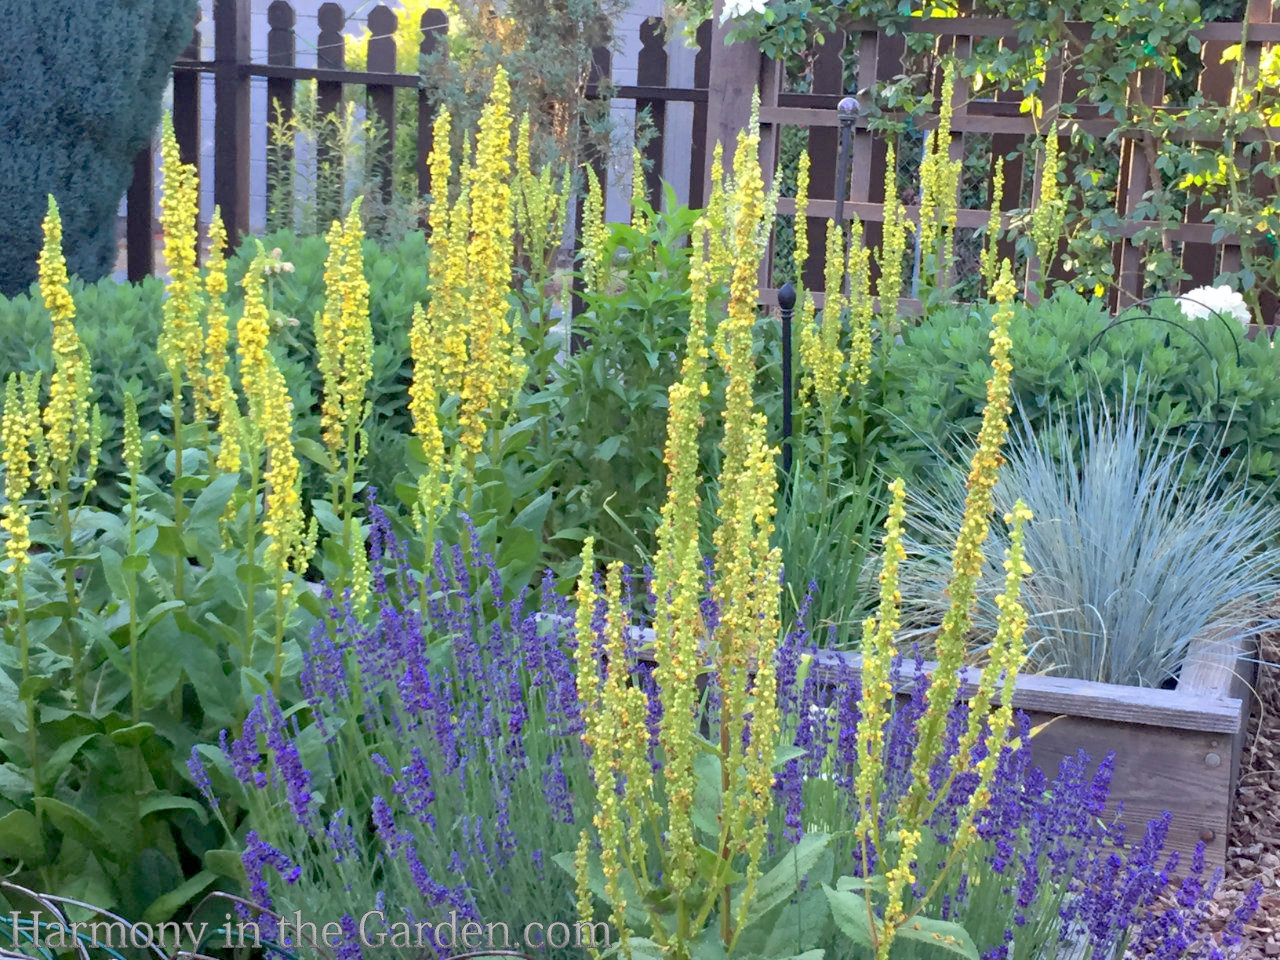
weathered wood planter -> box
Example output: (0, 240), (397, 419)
(811, 629), (1257, 869)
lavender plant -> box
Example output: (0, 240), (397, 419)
(190, 501), (593, 957)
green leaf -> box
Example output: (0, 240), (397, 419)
(35, 796), (113, 857)
(594, 435), (623, 462)
(836, 874), (888, 895)
(140, 599), (185, 634)
(99, 544), (131, 601)
(734, 832), (833, 929)
(895, 915), (980, 959)
(44, 733), (99, 786)
(142, 870), (218, 925)
(109, 722), (155, 748)
(188, 472), (240, 533)
(0, 809), (45, 864)
(140, 792), (209, 824)
(205, 848), (246, 883)
(822, 884), (879, 951)
(122, 553), (149, 573)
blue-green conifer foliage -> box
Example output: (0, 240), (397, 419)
(0, 0), (198, 295)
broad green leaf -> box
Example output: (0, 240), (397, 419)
(822, 884), (878, 952)
(44, 733), (100, 786)
(35, 796), (113, 857)
(895, 915), (980, 960)
(734, 832), (833, 929)
(205, 848), (246, 883)
(142, 869), (218, 925)
(140, 793), (208, 824)
(109, 722), (156, 748)
(0, 808), (44, 863)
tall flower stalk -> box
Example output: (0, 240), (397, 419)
(571, 108), (784, 960)
(315, 201), (374, 607)
(158, 113), (205, 605)
(2, 372), (43, 802)
(35, 197), (101, 710)
(238, 245), (311, 694)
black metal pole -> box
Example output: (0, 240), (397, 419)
(833, 96), (859, 229)
(834, 96), (860, 294)
(778, 282), (797, 476)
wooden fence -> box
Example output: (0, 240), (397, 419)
(124, 0), (712, 282)
(742, 0), (1280, 316)
(127, 0), (1280, 320)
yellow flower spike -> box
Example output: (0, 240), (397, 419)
(847, 217), (874, 389)
(574, 829), (600, 960)
(952, 499), (1033, 791)
(880, 826), (924, 960)
(1, 374), (37, 572)
(793, 151), (811, 286)
(409, 303), (450, 526)
(852, 478), (908, 862)
(316, 216), (346, 455)
(904, 258), (1018, 819)
(917, 63), (962, 297)
(340, 201), (374, 451)
(1031, 130), (1065, 289)
(123, 392), (143, 480)
(440, 182), (471, 405)
(601, 561), (651, 867)
(801, 219), (846, 438)
(981, 157), (1006, 296)
(203, 210), (235, 436)
(216, 388), (243, 475)
(37, 197), (94, 495)
(238, 247), (306, 587)
(706, 143), (731, 281)
(876, 143), (908, 327)
(459, 64), (519, 458)
(652, 221), (712, 899)
(581, 165), (608, 296)
(158, 114), (206, 408)
(315, 200), (372, 457)
(631, 146), (649, 232)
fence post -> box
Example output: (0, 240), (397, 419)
(174, 24), (202, 169)
(266, 1), (296, 231)
(367, 4), (398, 205)
(417, 9), (449, 202)
(127, 144), (155, 282)
(688, 20), (711, 210)
(636, 17), (668, 210)
(214, 0), (251, 247)
(703, 0), (759, 199)
(317, 2), (347, 227)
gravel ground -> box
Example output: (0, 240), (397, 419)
(1207, 630), (1280, 957)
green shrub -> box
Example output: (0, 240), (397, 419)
(0, 0), (198, 295)
(0, 229), (428, 508)
(872, 289), (1280, 493)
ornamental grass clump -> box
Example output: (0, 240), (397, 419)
(898, 393), (1280, 687)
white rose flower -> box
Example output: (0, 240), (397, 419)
(720, 0), (768, 23)
(1176, 284), (1252, 329)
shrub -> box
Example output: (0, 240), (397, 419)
(0, 0), (198, 295)
(873, 289), (1280, 494)
(0, 230), (427, 509)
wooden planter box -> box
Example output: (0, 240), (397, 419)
(811, 628), (1257, 869)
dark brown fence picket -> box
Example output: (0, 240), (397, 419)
(417, 8), (449, 201)
(266, 0), (296, 226)
(367, 4), (399, 204)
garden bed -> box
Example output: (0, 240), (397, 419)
(810, 625), (1258, 869)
